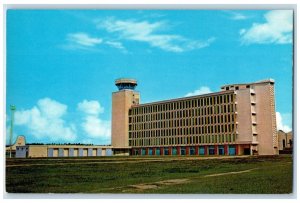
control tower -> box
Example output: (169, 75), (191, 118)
(111, 78), (140, 155)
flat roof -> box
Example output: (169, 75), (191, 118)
(221, 79), (275, 89)
(115, 78), (137, 85)
(22, 145), (113, 148)
(132, 90), (235, 108)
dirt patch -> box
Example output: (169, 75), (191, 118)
(204, 168), (257, 177)
(130, 184), (158, 190)
(156, 178), (190, 185)
(127, 178), (190, 192)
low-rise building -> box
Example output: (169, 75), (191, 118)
(277, 130), (293, 153)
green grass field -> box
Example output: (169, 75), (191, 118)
(6, 155), (293, 194)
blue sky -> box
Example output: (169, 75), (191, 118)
(6, 9), (293, 145)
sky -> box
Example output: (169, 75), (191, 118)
(6, 9), (293, 145)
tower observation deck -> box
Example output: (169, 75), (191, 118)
(115, 78), (137, 91)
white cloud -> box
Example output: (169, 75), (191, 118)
(64, 32), (128, 53)
(77, 100), (111, 139)
(227, 11), (249, 20)
(105, 41), (127, 52)
(77, 99), (104, 115)
(97, 17), (215, 52)
(38, 98), (67, 118)
(185, 86), (212, 97)
(240, 10), (293, 44)
(14, 98), (77, 142)
(276, 112), (292, 133)
(67, 32), (103, 47)
(81, 116), (111, 138)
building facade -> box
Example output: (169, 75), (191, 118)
(5, 136), (26, 157)
(277, 130), (293, 152)
(15, 143), (113, 158)
(12, 78), (278, 158)
(112, 79), (278, 156)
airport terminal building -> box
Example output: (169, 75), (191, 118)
(112, 78), (278, 156)
(14, 78), (278, 157)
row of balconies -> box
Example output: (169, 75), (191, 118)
(235, 89), (257, 142)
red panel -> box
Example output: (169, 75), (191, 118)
(169, 147), (172, 155)
(204, 146), (208, 155)
(177, 146), (180, 155)
(153, 148), (156, 155)
(131, 148), (134, 156)
(160, 147), (164, 156)
(224, 145), (228, 155)
(214, 145), (218, 155)
(195, 146), (199, 155)
(186, 146), (189, 155)
(236, 145), (239, 155)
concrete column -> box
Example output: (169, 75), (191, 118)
(224, 145), (228, 155)
(204, 145), (208, 155)
(186, 146), (189, 155)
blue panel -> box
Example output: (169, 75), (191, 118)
(229, 145), (236, 155)
(117, 83), (136, 91)
(16, 146), (27, 158)
(105, 149), (112, 156)
(97, 148), (102, 156)
(69, 148), (74, 157)
(79, 148), (83, 157)
(148, 148), (153, 155)
(88, 148), (93, 157)
(208, 146), (215, 155)
(172, 147), (177, 155)
(156, 148), (160, 155)
(218, 145), (225, 155)
(58, 148), (64, 157)
(141, 149), (146, 155)
(199, 146), (205, 155)
(48, 148), (54, 157)
(164, 148), (169, 155)
(180, 147), (186, 155)
(190, 147), (195, 155)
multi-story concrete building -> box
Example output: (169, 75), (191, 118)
(112, 78), (278, 156)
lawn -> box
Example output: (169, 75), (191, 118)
(6, 155), (293, 194)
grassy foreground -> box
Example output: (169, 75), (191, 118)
(6, 155), (293, 194)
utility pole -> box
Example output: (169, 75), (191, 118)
(9, 105), (16, 158)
